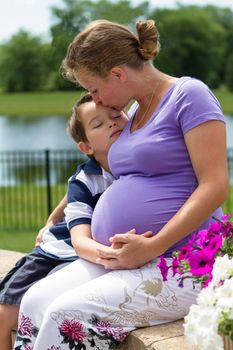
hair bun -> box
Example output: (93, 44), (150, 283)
(136, 19), (160, 60)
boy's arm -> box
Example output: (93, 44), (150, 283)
(70, 224), (110, 263)
(35, 194), (67, 246)
(71, 225), (154, 263)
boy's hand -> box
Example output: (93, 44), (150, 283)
(34, 223), (52, 247)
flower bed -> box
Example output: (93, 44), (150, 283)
(158, 214), (233, 350)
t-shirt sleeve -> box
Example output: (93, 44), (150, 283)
(175, 78), (225, 134)
(64, 176), (94, 230)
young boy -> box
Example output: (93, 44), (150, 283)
(0, 93), (128, 350)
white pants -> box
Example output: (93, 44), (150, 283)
(13, 258), (199, 350)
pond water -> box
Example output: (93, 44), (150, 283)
(0, 115), (76, 151)
(0, 114), (232, 151)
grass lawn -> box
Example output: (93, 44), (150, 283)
(0, 87), (233, 117)
(0, 230), (37, 253)
(0, 91), (83, 117)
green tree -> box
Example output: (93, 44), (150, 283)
(48, 0), (150, 90)
(0, 31), (50, 92)
(203, 6), (233, 87)
(151, 6), (227, 87)
(225, 54), (233, 91)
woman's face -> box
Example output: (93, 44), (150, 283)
(76, 68), (131, 111)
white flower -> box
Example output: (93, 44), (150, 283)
(200, 332), (223, 350)
(197, 284), (216, 306)
(211, 255), (233, 285)
(215, 278), (233, 310)
(185, 255), (233, 350)
(184, 305), (220, 345)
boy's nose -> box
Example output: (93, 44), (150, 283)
(92, 95), (101, 104)
(109, 121), (116, 128)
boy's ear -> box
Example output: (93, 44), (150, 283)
(78, 141), (94, 156)
(110, 66), (127, 82)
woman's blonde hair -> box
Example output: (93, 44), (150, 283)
(62, 19), (160, 82)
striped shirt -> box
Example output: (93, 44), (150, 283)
(34, 158), (114, 260)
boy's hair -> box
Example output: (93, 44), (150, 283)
(67, 92), (93, 143)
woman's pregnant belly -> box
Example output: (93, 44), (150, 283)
(91, 174), (193, 246)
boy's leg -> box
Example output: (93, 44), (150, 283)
(0, 252), (72, 306)
(0, 304), (19, 350)
(0, 252), (72, 350)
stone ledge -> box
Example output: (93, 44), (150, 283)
(117, 320), (197, 349)
(0, 249), (197, 350)
(0, 249), (25, 281)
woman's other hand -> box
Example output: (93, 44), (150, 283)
(96, 229), (154, 269)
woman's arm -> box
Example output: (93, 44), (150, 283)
(96, 120), (229, 269)
(35, 194), (67, 246)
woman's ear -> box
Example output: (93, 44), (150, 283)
(78, 141), (94, 156)
(110, 66), (127, 82)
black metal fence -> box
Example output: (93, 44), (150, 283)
(0, 150), (86, 231)
(0, 149), (233, 232)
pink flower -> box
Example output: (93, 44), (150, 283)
(158, 214), (233, 289)
(188, 250), (214, 276)
(205, 235), (223, 256)
(203, 272), (213, 288)
(96, 320), (129, 342)
(208, 222), (223, 234)
(221, 213), (231, 221)
(18, 313), (33, 337)
(177, 244), (191, 261)
(171, 257), (179, 276)
(157, 256), (169, 281)
(195, 230), (208, 246)
(59, 319), (86, 342)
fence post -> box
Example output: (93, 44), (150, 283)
(45, 149), (52, 216)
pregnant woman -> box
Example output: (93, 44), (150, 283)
(14, 19), (228, 350)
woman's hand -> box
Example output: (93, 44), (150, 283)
(96, 230), (154, 269)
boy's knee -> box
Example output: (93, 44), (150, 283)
(0, 304), (19, 328)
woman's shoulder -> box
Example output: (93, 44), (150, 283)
(176, 76), (209, 96)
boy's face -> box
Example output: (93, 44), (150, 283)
(79, 101), (128, 160)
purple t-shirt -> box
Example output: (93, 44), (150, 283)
(91, 77), (225, 257)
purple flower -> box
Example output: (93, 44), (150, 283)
(25, 347), (33, 350)
(188, 250), (214, 276)
(96, 320), (129, 342)
(59, 319), (86, 342)
(18, 313), (33, 337)
(47, 347), (62, 350)
(157, 256), (169, 281)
